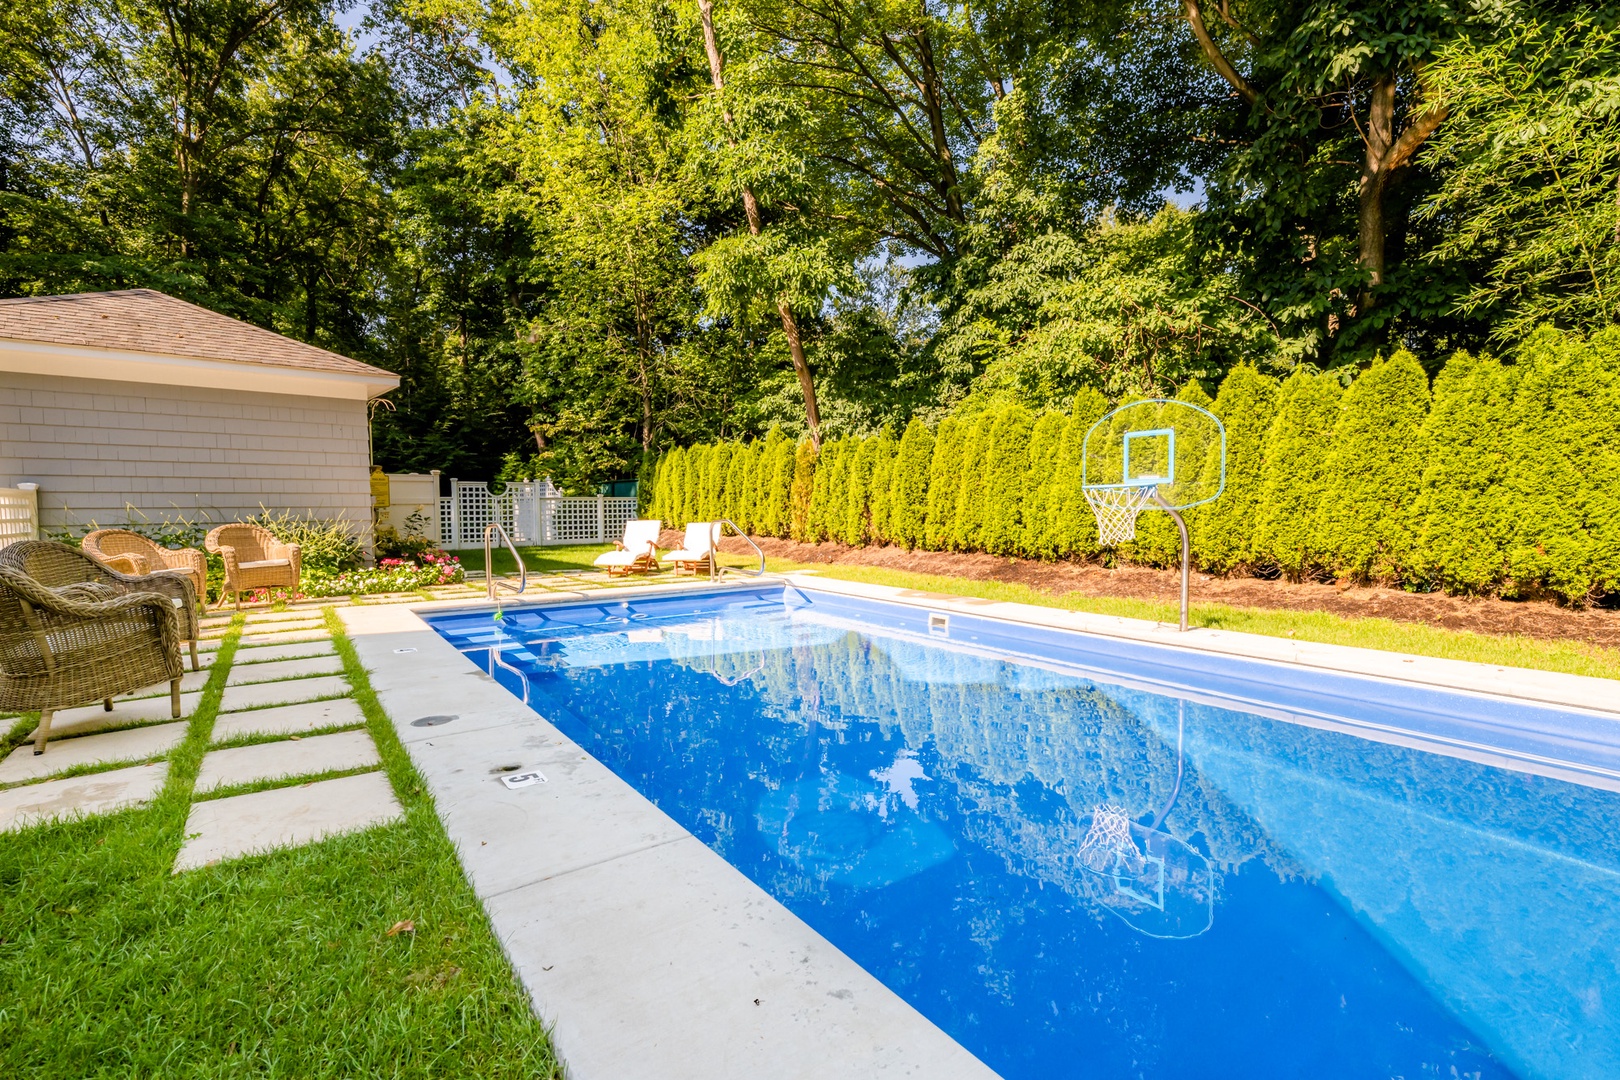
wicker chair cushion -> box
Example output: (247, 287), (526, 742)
(238, 559), (292, 570)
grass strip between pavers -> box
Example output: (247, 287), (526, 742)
(0, 608), (559, 1079)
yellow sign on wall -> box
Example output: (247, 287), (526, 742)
(369, 466), (390, 508)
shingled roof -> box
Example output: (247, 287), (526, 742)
(0, 288), (398, 383)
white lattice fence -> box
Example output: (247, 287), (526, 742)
(0, 485), (39, 550)
(444, 480), (637, 547)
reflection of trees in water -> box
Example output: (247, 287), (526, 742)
(672, 623), (1293, 893)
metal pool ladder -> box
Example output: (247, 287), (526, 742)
(483, 522), (528, 600)
(709, 519), (765, 580)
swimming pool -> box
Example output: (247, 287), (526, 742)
(427, 585), (1620, 1080)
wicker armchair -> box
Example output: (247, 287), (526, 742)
(0, 540), (199, 671)
(82, 529), (208, 607)
(205, 524), (301, 609)
(0, 546), (185, 755)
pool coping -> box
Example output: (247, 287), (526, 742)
(338, 585), (999, 1080)
(343, 574), (1616, 1080)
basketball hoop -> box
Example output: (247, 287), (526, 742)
(1084, 485), (1157, 546)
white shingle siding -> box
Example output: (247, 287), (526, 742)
(0, 371), (373, 533)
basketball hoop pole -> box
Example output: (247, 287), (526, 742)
(1150, 490), (1190, 632)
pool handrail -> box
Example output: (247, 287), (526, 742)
(483, 522), (528, 600)
(709, 519), (765, 580)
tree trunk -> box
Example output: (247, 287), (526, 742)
(1357, 75), (1396, 315)
(699, 0), (822, 447)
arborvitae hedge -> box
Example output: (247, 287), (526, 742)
(982, 405), (1035, 556)
(638, 326), (1620, 604)
(1254, 371), (1342, 579)
(925, 418), (964, 550)
(891, 418), (934, 550)
(1311, 350), (1430, 582)
(790, 438), (817, 541)
(1019, 411), (1067, 557)
(1503, 327), (1620, 602)
(1128, 384), (1212, 568)
(952, 412), (997, 551)
(1195, 365), (1279, 573)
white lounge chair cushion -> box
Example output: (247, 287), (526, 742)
(238, 559), (292, 570)
(662, 549), (711, 563)
(594, 550), (646, 568)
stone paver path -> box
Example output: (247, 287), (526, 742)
(0, 721), (187, 785)
(231, 639), (338, 664)
(224, 656), (343, 685)
(211, 698), (367, 740)
(217, 674), (350, 713)
(195, 729), (380, 793)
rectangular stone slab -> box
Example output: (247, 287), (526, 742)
(211, 698), (367, 741)
(174, 770), (402, 870)
(195, 729), (380, 792)
(0, 721), (189, 784)
(0, 762), (169, 832)
(45, 693), (202, 739)
(216, 675), (350, 713)
(225, 656), (343, 686)
(233, 639), (337, 664)
(236, 628), (331, 648)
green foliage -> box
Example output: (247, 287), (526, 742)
(725, 443), (752, 526)
(841, 435), (879, 545)
(806, 438), (846, 542)
(951, 413), (997, 551)
(248, 508), (364, 575)
(1311, 352), (1432, 582)
(924, 419), (965, 551)
(1502, 327), (1620, 602)
(789, 439), (818, 541)
(1126, 384), (1213, 568)
(1411, 352), (1519, 594)
(706, 444), (733, 522)
(1046, 389), (1111, 559)
(889, 418), (935, 550)
(980, 406), (1035, 556)
(1423, 7), (1620, 339)
(1194, 366), (1280, 573)
(866, 430), (899, 544)
(1254, 371), (1344, 579)
(1018, 412), (1067, 557)
(757, 432), (795, 537)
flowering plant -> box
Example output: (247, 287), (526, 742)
(301, 548), (464, 597)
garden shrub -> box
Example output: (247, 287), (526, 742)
(842, 435), (879, 544)
(925, 418), (964, 550)
(807, 437), (845, 542)
(1194, 365), (1279, 573)
(1019, 411), (1067, 557)
(755, 429), (789, 535)
(981, 405), (1035, 556)
(1127, 384), (1212, 568)
(952, 412), (997, 550)
(890, 418), (935, 550)
(1502, 327), (1620, 602)
(790, 439), (817, 541)
(1410, 352), (1518, 594)
(1310, 351), (1430, 582)
(706, 443), (732, 522)
(664, 447), (688, 528)
(1254, 370), (1343, 579)
(1045, 388), (1110, 559)
(867, 429), (898, 543)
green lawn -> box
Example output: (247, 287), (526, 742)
(0, 613), (558, 1079)
(454, 543), (765, 577)
(773, 562), (1620, 682)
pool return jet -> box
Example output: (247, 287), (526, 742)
(1082, 400), (1227, 631)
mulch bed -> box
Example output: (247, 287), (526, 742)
(686, 531), (1620, 652)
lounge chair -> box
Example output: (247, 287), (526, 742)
(0, 542), (186, 754)
(662, 522), (718, 576)
(205, 523), (301, 609)
(82, 528), (208, 610)
(593, 519), (662, 576)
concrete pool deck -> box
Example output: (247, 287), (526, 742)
(340, 574), (1620, 1079)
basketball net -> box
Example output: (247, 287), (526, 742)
(1077, 803), (1141, 875)
(1084, 485), (1157, 546)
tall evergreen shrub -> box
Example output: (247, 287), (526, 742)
(665, 447), (688, 529)
(867, 429), (898, 543)
(759, 432), (795, 537)
(925, 418), (964, 550)
(981, 405), (1035, 555)
(842, 435), (879, 544)
(952, 412), (997, 550)
(706, 444), (732, 522)
(1502, 327), (1620, 602)
(1254, 371), (1344, 579)
(725, 442), (751, 526)
(1194, 366), (1280, 573)
(1409, 352), (1518, 594)
(807, 438), (845, 542)
(646, 451), (669, 522)
(682, 445), (709, 527)
(1310, 351), (1431, 582)
(1019, 412), (1067, 557)
(890, 418), (935, 550)
(1047, 388), (1111, 558)
(1128, 384), (1213, 568)
(790, 438), (818, 541)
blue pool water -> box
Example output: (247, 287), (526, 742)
(427, 586), (1620, 1080)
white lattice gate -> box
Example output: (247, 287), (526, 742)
(441, 479), (637, 548)
(0, 484), (39, 550)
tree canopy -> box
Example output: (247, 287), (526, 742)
(3, 0), (1615, 489)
